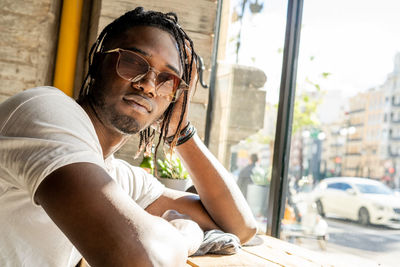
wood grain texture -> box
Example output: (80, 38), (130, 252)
(187, 235), (339, 267)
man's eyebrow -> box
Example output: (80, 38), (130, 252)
(125, 46), (181, 76)
(126, 47), (149, 56)
(166, 64), (180, 76)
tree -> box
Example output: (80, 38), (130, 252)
(292, 76), (327, 134)
(293, 66), (331, 180)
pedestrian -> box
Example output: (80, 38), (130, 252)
(237, 153), (259, 198)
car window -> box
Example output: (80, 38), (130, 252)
(339, 183), (352, 191)
(327, 182), (340, 190)
(326, 182), (352, 191)
(354, 183), (393, 195)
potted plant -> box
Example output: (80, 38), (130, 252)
(246, 167), (270, 217)
(156, 153), (192, 191)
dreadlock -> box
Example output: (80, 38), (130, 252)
(78, 7), (198, 163)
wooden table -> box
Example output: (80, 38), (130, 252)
(186, 235), (338, 267)
(78, 234), (342, 267)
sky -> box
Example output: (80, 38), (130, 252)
(229, 0), (400, 104)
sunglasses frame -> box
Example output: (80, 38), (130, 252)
(102, 48), (189, 102)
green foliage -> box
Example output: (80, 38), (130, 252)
(139, 155), (154, 175)
(292, 91), (321, 134)
(321, 72), (332, 79)
(245, 130), (272, 144)
(292, 65), (331, 134)
(250, 167), (271, 186)
(157, 154), (189, 180)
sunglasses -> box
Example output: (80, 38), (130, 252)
(102, 48), (189, 102)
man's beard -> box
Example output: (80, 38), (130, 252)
(90, 90), (142, 135)
(109, 112), (141, 134)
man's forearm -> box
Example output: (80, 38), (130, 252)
(176, 134), (257, 243)
(35, 163), (190, 267)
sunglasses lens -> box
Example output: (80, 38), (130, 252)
(156, 72), (179, 95)
(117, 50), (148, 81)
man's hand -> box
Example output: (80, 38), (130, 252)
(162, 209), (204, 256)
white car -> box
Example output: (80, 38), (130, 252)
(313, 177), (400, 226)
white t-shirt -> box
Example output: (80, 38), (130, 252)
(0, 87), (165, 267)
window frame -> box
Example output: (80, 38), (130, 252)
(204, 0), (304, 238)
(266, 0), (304, 237)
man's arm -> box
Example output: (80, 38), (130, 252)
(35, 162), (191, 267)
(149, 47), (257, 244)
(147, 134), (258, 244)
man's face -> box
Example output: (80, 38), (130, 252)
(91, 26), (182, 135)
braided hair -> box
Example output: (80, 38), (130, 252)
(78, 7), (198, 159)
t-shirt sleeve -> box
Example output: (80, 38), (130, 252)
(110, 158), (165, 209)
(0, 87), (104, 204)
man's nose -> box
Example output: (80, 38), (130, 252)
(132, 71), (157, 97)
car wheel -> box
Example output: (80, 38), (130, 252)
(358, 207), (370, 226)
(316, 200), (325, 217)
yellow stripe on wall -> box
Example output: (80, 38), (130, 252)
(53, 0), (83, 97)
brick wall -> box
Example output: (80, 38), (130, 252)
(0, 0), (61, 103)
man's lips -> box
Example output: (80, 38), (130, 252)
(123, 94), (153, 112)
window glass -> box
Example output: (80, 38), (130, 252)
(327, 183), (339, 190)
(355, 183), (393, 195)
(209, 0), (287, 233)
(340, 183), (351, 191)
(283, 1), (400, 265)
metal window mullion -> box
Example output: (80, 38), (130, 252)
(266, 0), (304, 238)
(204, 0), (223, 147)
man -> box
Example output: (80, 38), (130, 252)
(0, 7), (256, 267)
(237, 154), (259, 198)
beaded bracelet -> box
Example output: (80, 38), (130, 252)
(165, 122), (197, 146)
